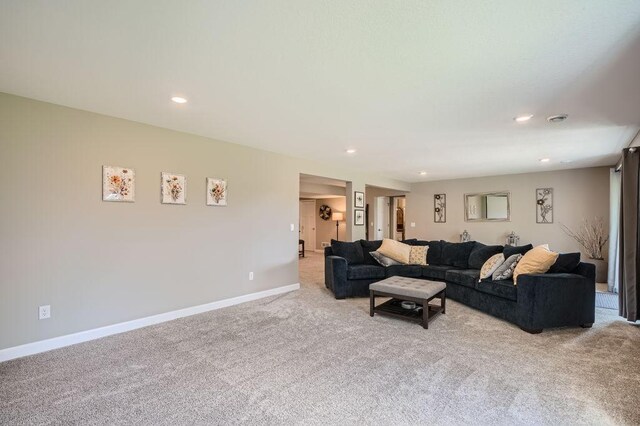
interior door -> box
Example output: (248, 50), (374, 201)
(299, 200), (316, 251)
(374, 197), (390, 240)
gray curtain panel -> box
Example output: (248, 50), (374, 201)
(619, 147), (639, 322)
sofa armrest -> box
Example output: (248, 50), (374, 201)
(517, 272), (595, 331)
(325, 255), (348, 299)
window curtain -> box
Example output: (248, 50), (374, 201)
(619, 147), (639, 322)
(608, 168), (621, 293)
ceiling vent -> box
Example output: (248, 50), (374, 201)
(547, 114), (568, 123)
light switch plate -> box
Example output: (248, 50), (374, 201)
(410, 222), (416, 227)
(290, 223), (295, 231)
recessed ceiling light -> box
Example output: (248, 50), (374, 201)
(514, 115), (533, 122)
(346, 149), (356, 154)
(547, 114), (568, 123)
(171, 96), (187, 104)
(419, 171), (427, 176)
(560, 159), (573, 164)
(539, 158), (551, 163)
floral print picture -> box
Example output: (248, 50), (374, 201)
(434, 193), (446, 223)
(102, 166), (135, 202)
(161, 172), (187, 205)
(206, 177), (227, 206)
(536, 188), (553, 223)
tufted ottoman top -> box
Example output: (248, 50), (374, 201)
(370, 276), (446, 299)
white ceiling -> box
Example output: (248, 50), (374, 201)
(2, 1), (640, 182)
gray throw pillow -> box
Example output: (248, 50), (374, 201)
(492, 254), (522, 281)
(369, 251), (401, 267)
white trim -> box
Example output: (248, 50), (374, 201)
(0, 283), (300, 363)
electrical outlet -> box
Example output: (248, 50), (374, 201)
(249, 272), (254, 281)
(39, 305), (51, 320)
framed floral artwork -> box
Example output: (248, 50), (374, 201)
(161, 172), (186, 204)
(434, 194), (446, 223)
(207, 177), (227, 206)
(536, 188), (553, 223)
(102, 166), (135, 202)
(354, 191), (365, 208)
(354, 209), (365, 225)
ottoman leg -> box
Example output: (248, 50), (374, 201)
(422, 300), (429, 329)
(369, 291), (375, 317)
(441, 290), (446, 314)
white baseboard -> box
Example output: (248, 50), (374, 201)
(0, 283), (300, 363)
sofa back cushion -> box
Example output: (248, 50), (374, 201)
(413, 240), (443, 265)
(468, 243), (504, 269)
(377, 238), (412, 264)
(331, 239), (364, 265)
(441, 241), (476, 268)
(360, 240), (384, 265)
(548, 252), (581, 273)
(504, 243), (533, 258)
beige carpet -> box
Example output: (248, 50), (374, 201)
(1, 251), (639, 425)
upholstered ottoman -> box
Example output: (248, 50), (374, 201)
(370, 276), (446, 329)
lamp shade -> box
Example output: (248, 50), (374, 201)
(331, 212), (344, 221)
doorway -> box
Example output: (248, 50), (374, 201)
(299, 200), (316, 252)
(374, 196), (390, 240)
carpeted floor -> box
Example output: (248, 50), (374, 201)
(1, 252), (640, 425)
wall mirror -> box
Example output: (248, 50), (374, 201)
(464, 192), (510, 222)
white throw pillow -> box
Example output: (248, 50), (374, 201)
(479, 253), (505, 281)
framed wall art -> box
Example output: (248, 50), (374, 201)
(354, 209), (365, 226)
(536, 188), (553, 223)
(354, 191), (365, 208)
(434, 194), (446, 223)
(102, 166), (135, 202)
(161, 172), (186, 204)
(207, 177), (227, 206)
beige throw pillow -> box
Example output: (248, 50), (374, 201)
(479, 253), (505, 281)
(377, 238), (412, 264)
(513, 244), (559, 284)
(408, 245), (428, 265)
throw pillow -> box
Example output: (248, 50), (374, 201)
(513, 244), (560, 284)
(360, 240), (383, 266)
(408, 245), (428, 265)
(369, 251), (401, 267)
(479, 253), (505, 281)
(548, 252), (581, 273)
(331, 239), (364, 265)
(503, 244), (533, 258)
(468, 243), (504, 270)
(377, 238), (412, 264)
(492, 254), (523, 281)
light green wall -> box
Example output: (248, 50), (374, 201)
(0, 93), (408, 350)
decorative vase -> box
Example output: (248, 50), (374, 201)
(590, 258), (608, 284)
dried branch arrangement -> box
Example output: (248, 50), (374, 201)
(560, 217), (609, 260)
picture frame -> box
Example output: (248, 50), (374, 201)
(434, 194), (446, 223)
(161, 172), (187, 204)
(354, 191), (365, 208)
(354, 209), (365, 226)
(206, 177), (227, 206)
(102, 166), (135, 202)
(536, 188), (553, 223)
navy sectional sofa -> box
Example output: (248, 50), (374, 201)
(324, 239), (595, 333)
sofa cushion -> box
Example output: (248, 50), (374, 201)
(331, 240), (365, 265)
(476, 279), (517, 301)
(513, 244), (559, 284)
(503, 244), (533, 258)
(360, 240), (383, 266)
(426, 240), (444, 265)
(377, 238), (412, 264)
(548, 252), (581, 273)
(401, 238), (418, 245)
(347, 264), (386, 280)
(441, 241), (476, 268)
(369, 251), (401, 267)
(421, 265), (451, 280)
(385, 264), (422, 278)
(468, 243), (504, 269)
(445, 269), (480, 288)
